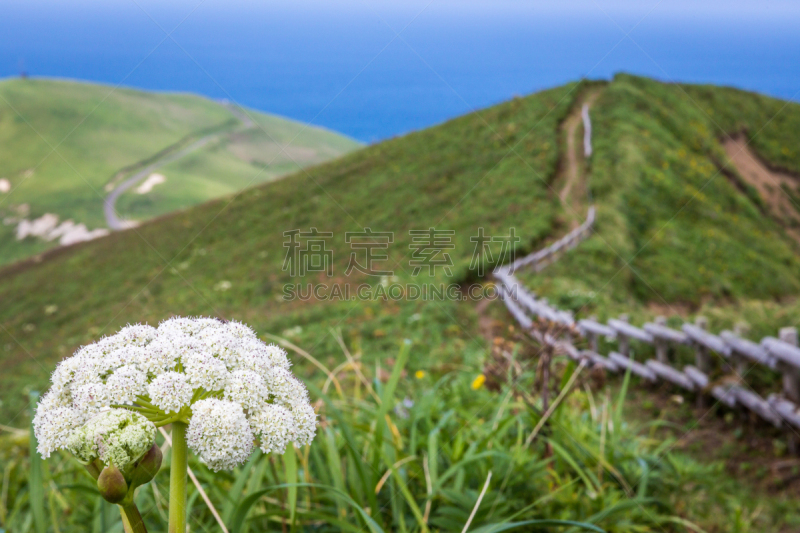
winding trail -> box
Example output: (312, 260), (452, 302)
(557, 91), (600, 227)
(103, 105), (255, 230)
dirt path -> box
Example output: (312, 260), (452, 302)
(558, 91), (601, 228)
(723, 136), (800, 244)
(103, 104), (255, 230)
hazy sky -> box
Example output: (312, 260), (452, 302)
(12, 0), (800, 16)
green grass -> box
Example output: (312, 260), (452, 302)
(0, 77), (360, 266)
(5, 341), (799, 532)
(115, 112), (362, 221)
(2, 75), (800, 530)
(519, 74), (800, 319)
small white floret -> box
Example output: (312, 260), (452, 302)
(184, 352), (229, 391)
(136, 337), (180, 375)
(147, 371), (193, 414)
(290, 401), (317, 447)
(106, 365), (147, 405)
(250, 403), (294, 454)
(33, 406), (86, 458)
(265, 367), (309, 407)
(187, 398), (254, 471)
(73, 382), (109, 414)
(224, 370), (267, 411)
(115, 324), (157, 347)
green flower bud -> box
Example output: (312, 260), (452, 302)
(97, 464), (128, 504)
(66, 409), (156, 476)
(129, 442), (162, 488)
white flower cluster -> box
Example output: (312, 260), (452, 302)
(34, 317), (317, 471)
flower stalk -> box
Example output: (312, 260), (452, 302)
(120, 501), (148, 533)
(169, 422), (189, 533)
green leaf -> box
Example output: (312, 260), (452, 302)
(283, 445), (298, 525)
(427, 428), (439, 488)
(373, 340), (411, 473)
(547, 439), (598, 494)
(469, 519), (606, 533)
(306, 382), (378, 514)
(387, 462), (429, 533)
(223, 452), (260, 525)
(566, 499), (659, 532)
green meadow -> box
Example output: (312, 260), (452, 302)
(0, 77), (359, 266)
(2, 75), (800, 531)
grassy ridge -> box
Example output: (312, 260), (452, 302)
(683, 82), (800, 175)
(0, 82), (579, 421)
(0, 78), (360, 266)
(521, 74), (800, 318)
(0, 78), (235, 228)
(3, 76), (800, 417)
(115, 112), (361, 221)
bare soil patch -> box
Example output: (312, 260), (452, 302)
(724, 136), (800, 244)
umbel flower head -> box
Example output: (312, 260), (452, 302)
(34, 317), (317, 471)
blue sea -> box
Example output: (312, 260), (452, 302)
(1, 0), (799, 143)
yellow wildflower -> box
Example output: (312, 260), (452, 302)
(471, 374), (486, 390)
(415, 370), (425, 379)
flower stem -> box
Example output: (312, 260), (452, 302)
(155, 414), (187, 428)
(168, 422), (189, 533)
(120, 502), (148, 533)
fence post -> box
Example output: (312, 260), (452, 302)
(692, 317), (712, 409)
(733, 322), (750, 378)
(617, 314), (630, 358)
(693, 316), (712, 373)
(779, 327), (800, 403)
(587, 315), (599, 353)
(654, 316), (669, 364)
(778, 327), (800, 454)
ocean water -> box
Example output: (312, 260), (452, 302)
(1, 0), (799, 143)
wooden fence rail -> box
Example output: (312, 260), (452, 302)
(494, 205), (800, 452)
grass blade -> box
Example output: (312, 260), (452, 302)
(229, 483), (385, 533)
(283, 445), (298, 525)
(306, 382), (378, 514)
(388, 462), (429, 533)
(469, 520), (605, 533)
(223, 452), (259, 525)
(373, 340), (411, 473)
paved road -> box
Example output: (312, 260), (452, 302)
(103, 105), (255, 230)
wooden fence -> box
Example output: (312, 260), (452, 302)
(494, 207), (800, 452)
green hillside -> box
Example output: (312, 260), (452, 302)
(3, 75), (800, 417)
(0, 78), (360, 265)
(0, 81), (578, 418)
(3, 75), (800, 531)
(520, 74), (800, 338)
